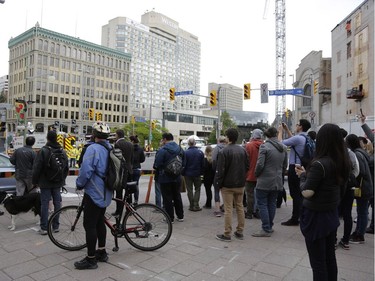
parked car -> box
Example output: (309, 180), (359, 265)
(0, 153), (16, 194)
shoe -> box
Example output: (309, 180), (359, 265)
(220, 204), (224, 212)
(252, 211), (260, 219)
(74, 256), (98, 270)
(52, 228), (59, 233)
(281, 219), (299, 226)
(349, 234), (365, 244)
(132, 202), (138, 207)
(339, 240), (350, 250)
(216, 234), (231, 242)
(176, 218), (184, 222)
(245, 213), (253, 219)
(95, 249), (109, 262)
(193, 207), (202, 212)
(214, 211), (222, 217)
(111, 211), (120, 217)
(233, 231), (244, 240)
(38, 229), (48, 235)
(252, 229), (272, 237)
(366, 227), (374, 234)
(203, 205), (212, 209)
(189, 207), (194, 211)
(0, 210), (4, 216)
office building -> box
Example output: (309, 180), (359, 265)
(101, 11), (201, 120)
(7, 23), (131, 136)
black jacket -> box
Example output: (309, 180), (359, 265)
(132, 144), (145, 169)
(300, 157), (342, 211)
(216, 143), (249, 189)
(10, 145), (36, 180)
(32, 141), (69, 189)
(115, 138), (134, 177)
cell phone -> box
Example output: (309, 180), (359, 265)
(282, 122), (286, 127)
(360, 108), (364, 117)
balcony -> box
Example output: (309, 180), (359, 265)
(346, 88), (364, 101)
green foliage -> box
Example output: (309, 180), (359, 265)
(207, 111), (237, 144)
(113, 120), (167, 150)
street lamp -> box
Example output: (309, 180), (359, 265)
(78, 68), (90, 137)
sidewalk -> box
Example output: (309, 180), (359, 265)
(0, 175), (373, 281)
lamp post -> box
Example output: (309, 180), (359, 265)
(78, 68), (90, 138)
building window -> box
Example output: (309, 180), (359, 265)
(347, 42), (352, 59)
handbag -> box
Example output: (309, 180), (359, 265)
(354, 177), (363, 198)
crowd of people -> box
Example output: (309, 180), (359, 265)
(2, 114), (373, 277)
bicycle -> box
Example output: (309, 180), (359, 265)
(47, 189), (173, 252)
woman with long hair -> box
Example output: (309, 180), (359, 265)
(203, 145), (214, 208)
(295, 123), (351, 281)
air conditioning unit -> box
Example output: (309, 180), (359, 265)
(346, 88), (364, 100)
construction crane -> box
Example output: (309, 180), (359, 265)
(264, 0), (286, 121)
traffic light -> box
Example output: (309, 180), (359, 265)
(313, 80), (319, 95)
(210, 90), (217, 106)
(88, 108), (94, 120)
(131, 115), (135, 124)
(0, 122), (5, 132)
(244, 83), (251, 100)
(96, 112), (102, 121)
(151, 120), (156, 130)
(169, 87), (175, 101)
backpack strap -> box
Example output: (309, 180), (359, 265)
(291, 134), (307, 163)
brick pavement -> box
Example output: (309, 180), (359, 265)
(0, 175), (373, 281)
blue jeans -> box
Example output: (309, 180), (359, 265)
(40, 187), (62, 231)
(355, 197), (369, 236)
(256, 189), (278, 232)
(154, 180), (162, 208)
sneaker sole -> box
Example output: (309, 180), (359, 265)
(215, 236), (231, 242)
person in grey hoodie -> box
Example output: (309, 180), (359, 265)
(252, 127), (288, 237)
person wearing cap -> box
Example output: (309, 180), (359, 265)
(252, 127), (288, 237)
(74, 122), (112, 270)
(244, 129), (263, 219)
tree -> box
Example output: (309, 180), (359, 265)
(207, 111), (237, 144)
(114, 120), (167, 150)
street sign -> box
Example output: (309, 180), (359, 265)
(71, 119), (76, 125)
(260, 83), (269, 103)
(54, 121), (60, 126)
(175, 90), (193, 96)
(268, 88), (304, 96)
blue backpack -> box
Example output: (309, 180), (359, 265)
(293, 134), (316, 168)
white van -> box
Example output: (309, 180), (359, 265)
(180, 135), (206, 150)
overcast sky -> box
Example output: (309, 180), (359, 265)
(0, 0), (364, 122)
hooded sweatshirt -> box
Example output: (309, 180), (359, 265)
(255, 137), (288, 191)
(245, 138), (264, 181)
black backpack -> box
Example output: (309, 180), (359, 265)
(293, 134), (316, 168)
(97, 143), (127, 192)
(164, 148), (183, 178)
(45, 146), (68, 183)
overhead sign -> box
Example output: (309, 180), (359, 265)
(175, 90), (193, 96)
(268, 88), (304, 96)
(260, 83), (269, 103)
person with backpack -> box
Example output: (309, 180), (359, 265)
(153, 132), (184, 223)
(74, 122), (113, 270)
(112, 129), (134, 216)
(278, 119), (312, 226)
(32, 130), (69, 235)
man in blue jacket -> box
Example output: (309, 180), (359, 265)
(74, 122), (112, 270)
(182, 137), (204, 211)
(153, 133), (184, 223)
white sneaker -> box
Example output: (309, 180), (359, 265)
(38, 229), (47, 235)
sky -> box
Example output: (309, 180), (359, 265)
(0, 0), (364, 122)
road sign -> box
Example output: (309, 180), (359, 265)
(268, 88), (304, 96)
(260, 83), (269, 103)
(175, 90), (193, 96)
(54, 121), (60, 126)
(71, 119), (76, 125)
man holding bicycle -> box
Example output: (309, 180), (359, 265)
(74, 122), (112, 270)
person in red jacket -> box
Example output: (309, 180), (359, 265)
(244, 129), (264, 219)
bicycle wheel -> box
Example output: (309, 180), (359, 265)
(123, 203), (172, 251)
(48, 205), (86, 251)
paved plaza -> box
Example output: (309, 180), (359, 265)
(0, 175), (373, 281)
